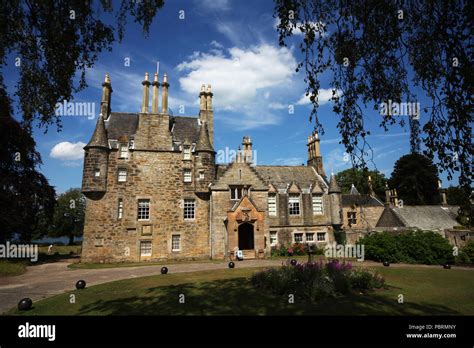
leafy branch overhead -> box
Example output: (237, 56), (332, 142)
(274, 0), (473, 189)
(0, 0), (164, 131)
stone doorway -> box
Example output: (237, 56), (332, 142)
(238, 223), (254, 250)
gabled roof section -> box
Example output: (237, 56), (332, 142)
(328, 173), (341, 193)
(287, 181), (301, 193)
(390, 206), (459, 231)
(268, 182), (278, 193)
(229, 195), (264, 212)
(376, 207), (406, 228)
(342, 194), (384, 207)
(211, 161), (268, 190)
(255, 166), (323, 191)
(86, 114), (109, 148)
(349, 184), (360, 195)
(311, 181), (324, 194)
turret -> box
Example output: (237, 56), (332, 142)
(82, 110), (109, 199)
(199, 84), (214, 148)
(194, 121), (215, 192)
(307, 130), (326, 178)
(328, 172), (342, 225)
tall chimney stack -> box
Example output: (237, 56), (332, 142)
(100, 73), (112, 117)
(141, 72), (150, 113)
(151, 73), (160, 113)
(199, 84), (206, 110)
(161, 73), (169, 113)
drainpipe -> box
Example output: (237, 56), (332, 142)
(209, 192), (213, 259)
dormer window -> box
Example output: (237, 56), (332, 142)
(288, 193), (301, 215)
(119, 143), (128, 159)
(183, 145), (191, 160)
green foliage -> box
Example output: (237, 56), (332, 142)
(49, 188), (85, 245)
(335, 169), (386, 199)
(251, 260), (385, 302)
(389, 153), (440, 205)
(274, 1), (472, 190)
(455, 240), (474, 265)
(358, 231), (454, 265)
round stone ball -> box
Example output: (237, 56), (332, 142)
(18, 298), (32, 311)
(290, 259), (298, 266)
(443, 263), (451, 269)
(228, 262), (235, 269)
(76, 280), (86, 289)
(383, 261), (390, 267)
(161, 266), (168, 274)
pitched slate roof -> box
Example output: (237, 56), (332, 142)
(171, 116), (200, 143)
(195, 122), (214, 152)
(376, 206), (459, 231)
(255, 166), (325, 191)
(105, 112), (138, 139)
(342, 194), (384, 207)
(104, 112), (201, 144)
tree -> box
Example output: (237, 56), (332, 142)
(389, 153), (440, 205)
(274, 1), (472, 191)
(49, 189), (86, 245)
(1, 0), (165, 131)
(0, 76), (56, 243)
(335, 168), (386, 199)
(446, 186), (470, 206)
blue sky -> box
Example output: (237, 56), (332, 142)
(3, 0), (458, 193)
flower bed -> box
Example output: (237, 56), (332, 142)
(251, 259), (385, 302)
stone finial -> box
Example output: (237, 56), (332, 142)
(201, 84), (206, 92)
(104, 73), (110, 83)
(206, 84), (212, 93)
(163, 73), (168, 83)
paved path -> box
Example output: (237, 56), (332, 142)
(0, 259), (472, 314)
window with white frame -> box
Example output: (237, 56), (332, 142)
(312, 195), (323, 215)
(270, 231), (278, 246)
(306, 233), (315, 242)
(94, 168), (101, 177)
(140, 241), (152, 256)
(119, 143), (128, 159)
(183, 146), (191, 160)
(294, 233), (304, 243)
(230, 186), (243, 200)
(184, 169), (192, 183)
(184, 199), (195, 220)
(317, 232), (326, 242)
(198, 171), (204, 180)
(118, 168), (127, 182)
(137, 199), (150, 220)
(268, 194), (277, 216)
(172, 234), (181, 251)
(117, 198), (123, 219)
(288, 194), (301, 215)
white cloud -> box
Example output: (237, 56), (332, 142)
(177, 44), (297, 128)
(324, 148), (351, 173)
(200, 0), (230, 11)
(296, 88), (341, 106)
(50, 141), (86, 161)
(268, 102), (287, 110)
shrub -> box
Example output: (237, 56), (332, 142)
(456, 240), (474, 264)
(251, 260), (384, 302)
(357, 231), (453, 264)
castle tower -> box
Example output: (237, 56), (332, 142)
(307, 130), (326, 178)
(328, 172), (342, 225)
(194, 121), (215, 192)
(242, 136), (253, 164)
(199, 84), (214, 148)
(82, 100), (110, 199)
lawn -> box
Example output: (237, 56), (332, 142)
(7, 266), (474, 315)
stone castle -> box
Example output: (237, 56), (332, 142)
(81, 72), (350, 263)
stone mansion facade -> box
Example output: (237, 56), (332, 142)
(81, 72), (344, 263)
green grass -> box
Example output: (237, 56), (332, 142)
(0, 260), (28, 277)
(7, 266), (474, 315)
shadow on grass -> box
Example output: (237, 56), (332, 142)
(75, 278), (459, 316)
